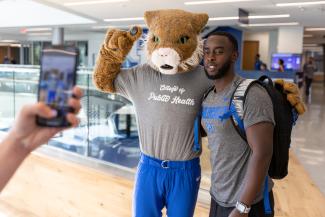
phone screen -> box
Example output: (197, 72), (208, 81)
(37, 47), (78, 127)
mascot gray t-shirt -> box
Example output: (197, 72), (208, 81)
(115, 64), (211, 160)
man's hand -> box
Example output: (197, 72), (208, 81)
(7, 86), (83, 153)
(228, 208), (248, 217)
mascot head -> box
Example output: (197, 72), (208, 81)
(144, 9), (208, 75)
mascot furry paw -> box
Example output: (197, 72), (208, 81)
(93, 26), (142, 92)
(275, 79), (306, 115)
(93, 9), (210, 217)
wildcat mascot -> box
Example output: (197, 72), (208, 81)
(93, 9), (210, 217)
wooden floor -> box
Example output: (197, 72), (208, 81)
(0, 151), (325, 217)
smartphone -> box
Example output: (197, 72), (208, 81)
(36, 46), (79, 127)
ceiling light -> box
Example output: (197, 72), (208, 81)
(276, 1), (325, 7)
(64, 0), (128, 6)
(26, 28), (52, 32)
(306, 28), (325, 31)
(92, 24), (146, 29)
(27, 32), (52, 36)
(209, 16), (239, 21)
(104, 17), (144, 22)
(185, 0), (254, 5)
(241, 22), (299, 27)
(92, 25), (116, 29)
(10, 44), (21, 47)
(304, 44), (318, 46)
(209, 14), (290, 21)
(0, 40), (18, 43)
(249, 14), (290, 19)
(21, 28), (52, 33)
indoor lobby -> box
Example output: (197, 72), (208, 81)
(0, 0), (325, 216)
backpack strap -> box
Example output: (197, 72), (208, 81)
(263, 177), (272, 214)
(193, 113), (201, 152)
(203, 85), (215, 100)
(229, 79), (258, 142)
(230, 77), (273, 215)
(193, 85), (215, 152)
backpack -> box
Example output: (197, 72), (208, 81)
(229, 75), (298, 179)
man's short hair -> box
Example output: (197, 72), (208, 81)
(207, 32), (238, 52)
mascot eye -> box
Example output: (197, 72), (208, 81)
(152, 35), (160, 43)
(179, 36), (190, 44)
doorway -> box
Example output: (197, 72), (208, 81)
(243, 41), (259, 70)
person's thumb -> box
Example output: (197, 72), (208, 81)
(23, 102), (57, 119)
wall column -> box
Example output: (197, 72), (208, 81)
(52, 27), (64, 46)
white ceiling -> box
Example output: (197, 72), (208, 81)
(40, 0), (325, 27)
(0, 0), (325, 43)
(0, 0), (95, 27)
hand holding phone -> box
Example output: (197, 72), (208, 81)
(37, 46), (79, 127)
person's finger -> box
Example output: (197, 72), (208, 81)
(68, 98), (81, 114)
(72, 86), (83, 99)
(66, 113), (80, 127)
(22, 102), (57, 119)
(48, 127), (69, 135)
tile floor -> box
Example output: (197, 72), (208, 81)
(292, 81), (325, 196)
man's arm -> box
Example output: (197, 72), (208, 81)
(240, 122), (273, 205)
(0, 87), (82, 192)
(230, 122), (273, 217)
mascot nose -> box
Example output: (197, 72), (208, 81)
(158, 49), (170, 57)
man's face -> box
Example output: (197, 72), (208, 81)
(203, 35), (237, 80)
(308, 57), (313, 64)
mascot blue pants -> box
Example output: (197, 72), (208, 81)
(133, 154), (201, 217)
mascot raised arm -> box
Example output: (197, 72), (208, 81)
(93, 9), (210, 217)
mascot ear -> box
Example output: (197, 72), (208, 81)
(144, 10), (158, 29)
(192, 13), (209, 33)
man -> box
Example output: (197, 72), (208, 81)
(202, 32), (275, 217)
(0, 86), (82, 192)
(303, 57), (317, 96)
(3, 56), (10, 64)
(254, 54), (262, 70)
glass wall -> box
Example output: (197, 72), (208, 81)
(0, 65), (140, 170)
(0, 65), (16, 140)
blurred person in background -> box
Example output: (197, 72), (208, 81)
(277, 59), (285, 72)
(2, 56), (10, 64)
(254, 54), (262, 70)
(303, 57), (317, 97)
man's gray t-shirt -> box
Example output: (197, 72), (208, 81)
(114, 64), (211, 161)
(201, 76), (275, 207)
